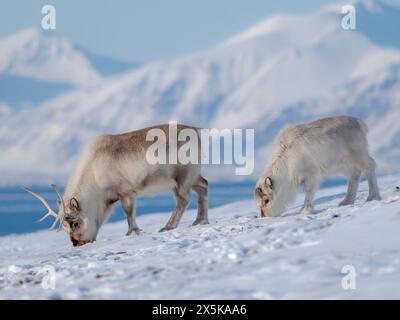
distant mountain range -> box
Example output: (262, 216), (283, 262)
(0, 0), (399, 184)
(0, 28), (138, 110)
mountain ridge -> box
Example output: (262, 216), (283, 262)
(0, 0), (399, 184)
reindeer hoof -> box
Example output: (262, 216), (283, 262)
(159, 226), (174, 232)
(192, 219), (209, 226)
(126, 228), (141, 236)
(300, 206), (313, 214)
(366, 195), (382, 202)
(339, 199), (353, 206)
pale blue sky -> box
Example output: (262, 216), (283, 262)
(0, 0), (399, 62)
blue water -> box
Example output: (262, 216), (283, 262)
(0, 179), (347, 236)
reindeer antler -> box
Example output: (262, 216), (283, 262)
(50, 184), (66, 231)
(22, 187), (61, 230)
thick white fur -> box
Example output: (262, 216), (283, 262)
(255, 116), (381, 217)
(62, 139), (108, 241)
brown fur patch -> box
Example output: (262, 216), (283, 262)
(94, 124), (200, 159)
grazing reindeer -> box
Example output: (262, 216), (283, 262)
(254, 116), (381, 217)
(24, 124), (209, 246)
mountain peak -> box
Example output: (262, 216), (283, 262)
(220, 0), (398, 51)
(221, 15), (296, 47)
(4, 27), (41, 43)
(0, 27), (101, 87)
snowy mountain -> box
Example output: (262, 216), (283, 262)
(0, 28), (101, 87)
(1, 175), (399, 299)
(1, 0), (400, 184)
(0, 28), (137, 113)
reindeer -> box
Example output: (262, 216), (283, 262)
(24, 124), (209, 246)
(255, 116), (381, 217)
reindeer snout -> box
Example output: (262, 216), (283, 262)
(71, 238), (89, 247)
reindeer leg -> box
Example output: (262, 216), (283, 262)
(192, 176), (209, 225)
(121, 195), (140, 236)
(366, 157), (381, 201)
(160, 187), (190, 232)
(339, 171), (360, 206)
(300, 179), (318, 214)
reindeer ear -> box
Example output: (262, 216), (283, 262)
(70, 197), (80, 211)
(265, 177), (273, 188)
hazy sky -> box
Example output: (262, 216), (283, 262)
(0, 0), (399, 62)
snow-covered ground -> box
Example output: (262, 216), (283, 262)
(1, 175), (399, 299)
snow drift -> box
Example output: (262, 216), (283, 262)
(0, 175), (399, 299)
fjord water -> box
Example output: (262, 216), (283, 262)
(0, 179), (346, 236)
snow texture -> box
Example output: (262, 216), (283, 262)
(1, 176), (399, 299)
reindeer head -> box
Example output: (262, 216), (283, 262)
(23, 186), (96, 247)
(254, 177), (275, 217)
